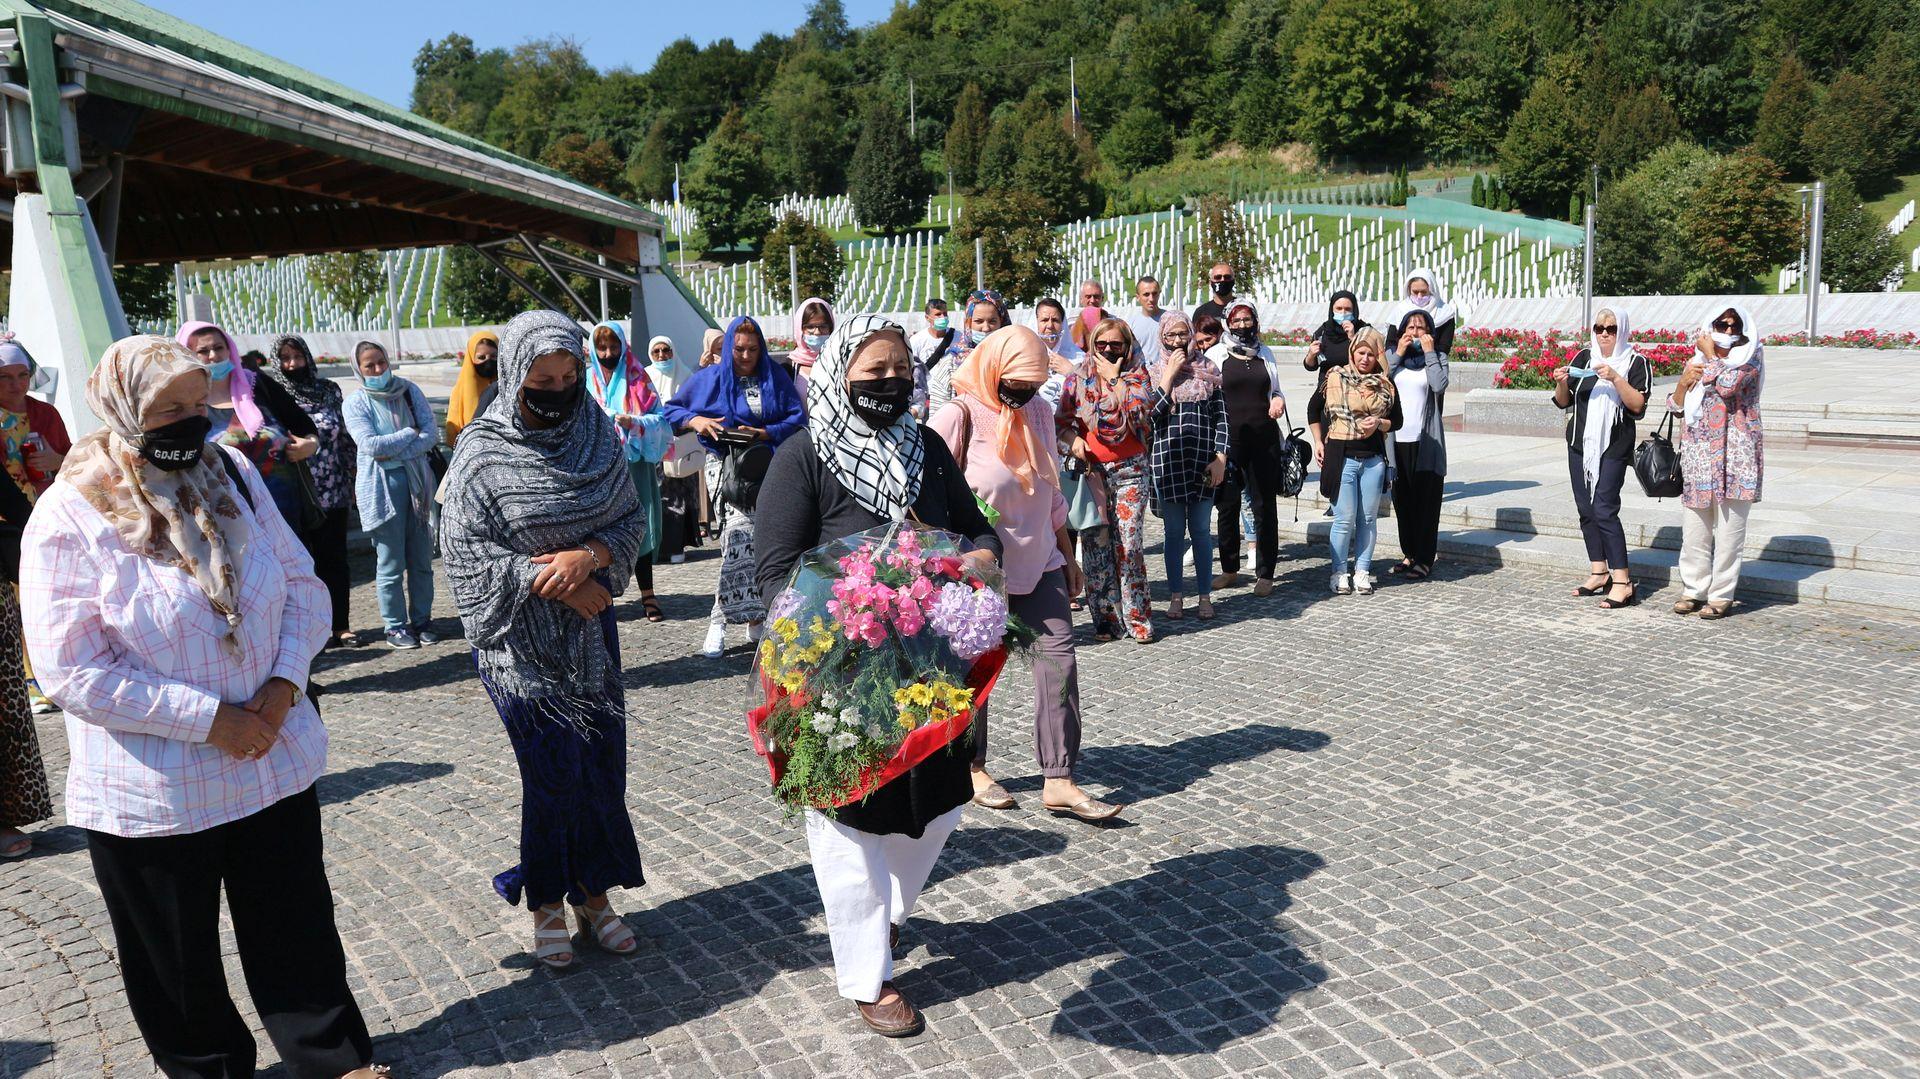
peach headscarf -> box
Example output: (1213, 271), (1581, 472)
(949, 325), (1058, 495)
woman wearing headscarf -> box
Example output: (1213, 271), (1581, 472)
(925, 288), (1009, 418)
(1553, 307), (1650, 609)
(932, 327), (1118, 823)
(1386, 307), (1451, 582)
(589, 322), (674, 623)
(1056, 317), (1156, 644)
(785, 296), (835, 403)
(1147, 311), (1228, 622)
(1384, 268), (1458, 360)
(754, 315), (1001, 1037)
(1205, 300), (1287, 596)
(699, 327), (725, 368)
(342, 341), (439, 649)
(0, 335), (70, 498)
(1310, 328), (1402, 595)
(0, 335), (68, 714)
(441, 309), (648, 971)
(0, 466), (48, 857)
(1304, 290), (1368, 371)
(647, 334), (705, 564)
(265, 334), (361, 645)
(1667, 305), (1764, 619)
(664, 316), (806, 658)
(445, 329), (500, 446)
(176, 321), (321, 548)
(20, 336), (382, 1077)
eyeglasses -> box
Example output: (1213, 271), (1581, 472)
(1592, 324), (1618, 335)
(1712, 319), (1740, 332)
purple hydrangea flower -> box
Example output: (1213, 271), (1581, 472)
(769, 588), (807, 623)
(928, 581), (1008, 660)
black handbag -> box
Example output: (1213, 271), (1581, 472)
(1633, 411), (1685, 499)
(718, 440), (775, 512)
(1272, 403), (1312, 499)
(427, 442), (451, 482)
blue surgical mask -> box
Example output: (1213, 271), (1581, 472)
(932, 316), (950, 332)
(207, 359), (234, 379)
(1333, 312), (1353, 323)
(803, 333), (829, 352)
(968, 329), (987, 346)
(363, 371), (394, 391)
(1566, 366), (1598, 379)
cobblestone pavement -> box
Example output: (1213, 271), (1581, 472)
(5, 533), (1919, 1078)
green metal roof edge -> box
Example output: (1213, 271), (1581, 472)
(86, 74), (645, 236)
(26, 0), (658, 227)
(659, 263), (719, 330)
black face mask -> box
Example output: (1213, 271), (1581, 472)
(521, 380), (583, 423)
(1233, 327), (1260, 346)
(473, 360), (498, 380)
(139, 415), (213, 472)
(1212, 278), (1234, 297)
(282, 360), (315, 383)
(848, 376), (913, 428)
(997, 382), (1039, 410)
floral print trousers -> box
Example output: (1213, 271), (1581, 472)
(1084, 457), (1153, 642)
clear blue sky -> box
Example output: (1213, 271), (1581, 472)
(152, 1), (896, 109)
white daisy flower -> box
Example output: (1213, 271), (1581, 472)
(828, 731), (859, 752)
(840, 706), (863, 728)
(810, 711), (838, 734)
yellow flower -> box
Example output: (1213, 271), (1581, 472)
(773, 617), (800, 642)
(897, 711), (920, 730)
(928, 704), (951, 724)
(893, 687), (912, 707)
(908, 683), (934, 707)
(946, 686), (975, 710)
(780, 670), (804, 693)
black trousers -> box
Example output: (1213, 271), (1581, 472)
(1569, 448), (1630, 570)
(1217, 433), (1279, 578)
(1390, 443), (1445, 569)
(85, 786), (372, 1079)
(658, 474), (700, 558)
(299, 508), (352, 633)
(635, 549), (655, 592)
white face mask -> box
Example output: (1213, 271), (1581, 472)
(1040, 330), (1062, 345)
(1711, 331), (1739, 349)
(1410, 293), (1433, 309)
(803, 333), (829, 352)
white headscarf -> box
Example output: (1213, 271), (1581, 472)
(1683, 304), (1762, 425)
(805, 314), (924, 521)
(1390, 266), (1457, 331)
(1576, 307), (1645, 493)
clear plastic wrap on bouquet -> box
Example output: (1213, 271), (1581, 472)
(746, 522), (1033, 813)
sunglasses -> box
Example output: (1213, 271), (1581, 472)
(1094, 342), (1129, 354)
(1210, 276), (1232, 283)
(1592, 324), (1618, 335)
(1713, 319), (1740, 332)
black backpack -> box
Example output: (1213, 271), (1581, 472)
(1272, 403), (1312, 499)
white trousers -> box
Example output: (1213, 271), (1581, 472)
(805, 805), (964, 1003)
(1679, 499), (1751, 603)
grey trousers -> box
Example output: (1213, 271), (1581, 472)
(970, 568), (1082, 778)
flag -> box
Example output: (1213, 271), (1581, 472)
(673, 163), (681, 206)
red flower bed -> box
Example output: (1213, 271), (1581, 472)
(1763, 329), (1920, 349)
(1492, 333), (1692, 389)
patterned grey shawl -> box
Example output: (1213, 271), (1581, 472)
(439, 309), (643, 711)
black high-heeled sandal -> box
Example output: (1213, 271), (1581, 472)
(1573, 572), (1610, 597)
(1599, 580), (1639, 609)
(641, 594), (665, 623)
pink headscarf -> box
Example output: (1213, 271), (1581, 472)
(175, 321), (265, 436)
(788, 297), (834, 370)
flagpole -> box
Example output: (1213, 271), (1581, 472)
(1069, 57), (1078, 134)
(673, 163), (685, 277)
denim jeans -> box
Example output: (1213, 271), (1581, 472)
(1161, 497), (1215, 597)
(1328, 454), (1386, 577)
(369, 469), (434, 632)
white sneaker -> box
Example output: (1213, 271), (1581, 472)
(701, 623), (726, 658)
(1330, 573), (1352, 595)
(747, 621), (765, 643)
(1353, 572), (1375, 595)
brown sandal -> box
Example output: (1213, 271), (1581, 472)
(641, 594), (665, 622)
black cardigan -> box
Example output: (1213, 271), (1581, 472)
(754, 425), (1002, 838)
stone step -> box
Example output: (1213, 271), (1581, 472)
(1802, 419), (1920, 446)
(1275, 517), (1920, 617)
(1293, 488), (1920, 578)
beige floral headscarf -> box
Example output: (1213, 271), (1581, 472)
(58, 335), (251, 648)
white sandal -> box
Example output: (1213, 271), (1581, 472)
(574, 902), (638, 955)
(532, 905), (575, 970)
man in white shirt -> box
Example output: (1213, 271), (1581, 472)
(1125, 275), (1167, 368)
(906, 297), (953, 419)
